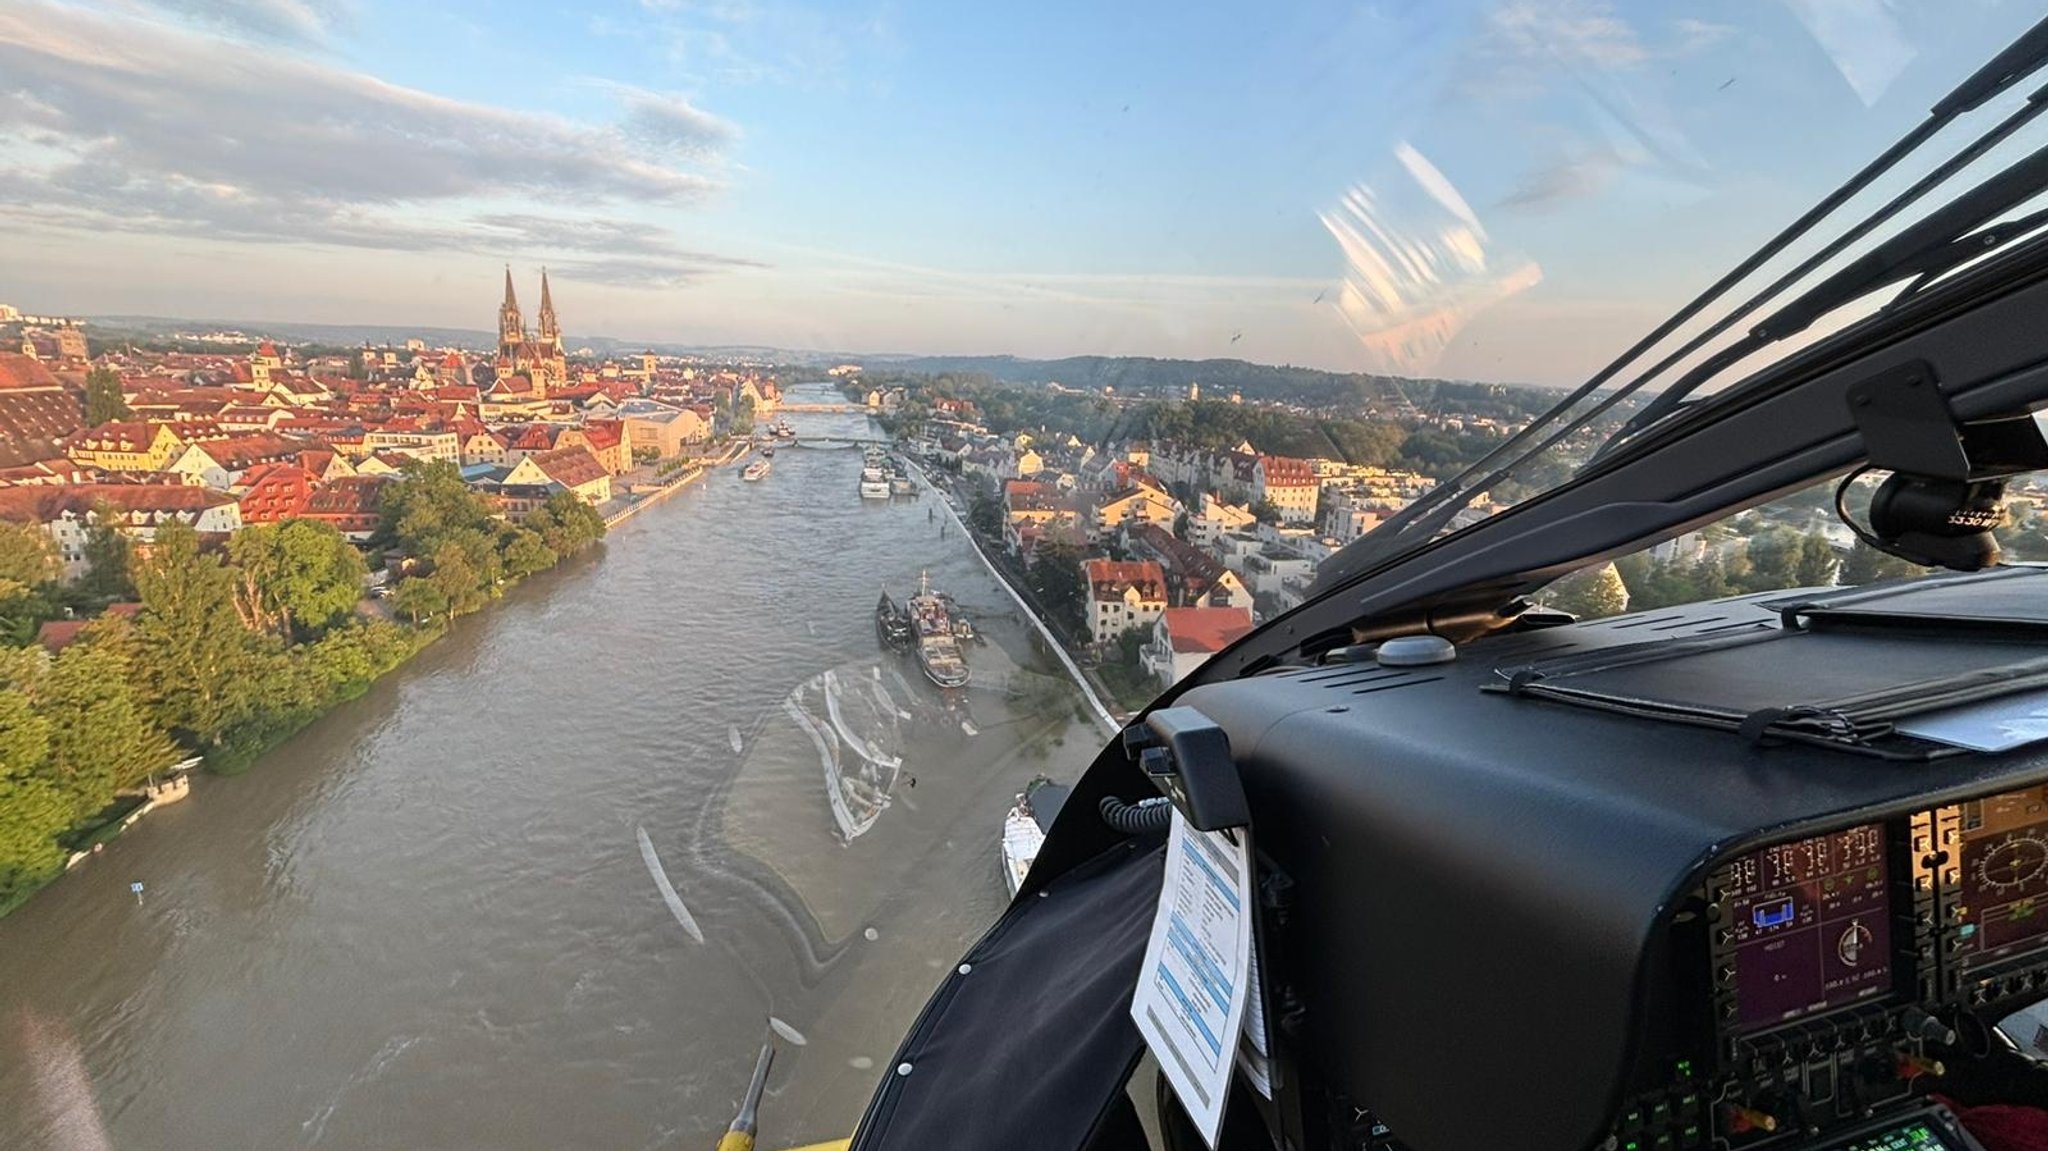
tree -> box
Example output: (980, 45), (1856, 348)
(0, 684), (66, 907)
(32, 631), (181, 820)
(1540, 563), (1630, 620)
(498, 528), (557, 578)
(523, 492), (605, 558)
(1248, 498), (1282, 525)
(132, 521), (266, 745)
(228, 519), (367, 640)
(0, 521), (56, 603)
(375, 460), (499, 558)
(968, 491), (1004, 538)
(1025, 541), (1088, 636)
(80, 520), (135, 600)
(84, 365), (131, 425)
(348, 348), (367, 379)
(391, 576), (450, 624)
(1841, 541), (1921, 585)
(1794, 534), (1840, 588)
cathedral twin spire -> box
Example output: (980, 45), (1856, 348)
(496, 267), (566, 395)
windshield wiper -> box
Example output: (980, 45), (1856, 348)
(1614, 146), (2048, 443)
(1317, 16), (2048, 591)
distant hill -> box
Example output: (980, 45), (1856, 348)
(855, 354), (1559, 416)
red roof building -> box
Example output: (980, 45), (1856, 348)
(1145, 606), (1255, 686)
(1083, 558), (1168, 646)
(236, 464), (315, 524)
(297, 476), (386, 540)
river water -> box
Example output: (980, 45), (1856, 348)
(0, 385), (1103, 1151)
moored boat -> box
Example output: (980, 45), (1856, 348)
(742, 458), (771, 481)
(908, 570), (970, 688)
(858, 465), (890, 500)
(1000, 777), (1068, 897)
(875, 590), (914, 651)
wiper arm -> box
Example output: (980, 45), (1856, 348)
(1325, 18), (2048, 586)
(1616, 145), (2048, 442)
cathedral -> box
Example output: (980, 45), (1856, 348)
(496, 268), (567, 398)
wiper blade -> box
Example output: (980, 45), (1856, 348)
(1617, 145), (2048, 442)
(1323, 16), (2048, 590)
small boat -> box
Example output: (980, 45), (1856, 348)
(762, 445), (776, 459)
(1000, 777), (1069, 897)
(859, 465), (890, 500)
(772, 420), (796, 440)
(890, 475), (917, 496)
(743, 458), (772, 482)
(909, 571), (971, 688)
(875, 590), (914, 651)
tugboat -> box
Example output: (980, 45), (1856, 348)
(875, 589), (914, 651)
(908, 571), (970, 689)
(742, 457), (771, 482)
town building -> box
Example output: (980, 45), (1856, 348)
(1253, 455), (1320, 523)
(1142, 605), (1254, 686)
(1083, 558), (1168, 646)
(64, 421), (183, 473)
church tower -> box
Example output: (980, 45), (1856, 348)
(536, 268), (561, 352)
(532, 268), (565, 398)
(498, 266), (526, 367)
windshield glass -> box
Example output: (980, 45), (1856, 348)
(1, 3), (2045, 1149)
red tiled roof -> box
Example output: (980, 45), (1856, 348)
(190, 432), (308, 470)
(1258, 455), (1317, 486)
(1084, 559), (1166, 602)
(0, 483), (234, 523)
(66, 420), (164, 453)
(298, 475), (386, 527)
(0, 353), (63, 390)
(236, 467), (313, 523)
(531, 445), (606, 489)
(1161, 606), (1254, 654)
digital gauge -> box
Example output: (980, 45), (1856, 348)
(1723, 823), (1893, 1032)
(1956, 785), (2048, 971)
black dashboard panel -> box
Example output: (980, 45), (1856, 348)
(1175, 569), (2048, 1151)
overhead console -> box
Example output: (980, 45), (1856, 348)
(1170, 568), (2048, 1151)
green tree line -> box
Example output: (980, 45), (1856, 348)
(866, 374), (1512, 479)
(0, 461), (607, 912)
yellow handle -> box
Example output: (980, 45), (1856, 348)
(717, 1133), (756, 1151)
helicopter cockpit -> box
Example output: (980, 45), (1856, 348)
(849, 14), (2048, 1151)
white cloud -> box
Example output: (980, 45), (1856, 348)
(135, 0), (344, 43)
(1486, 0), (1648, 71)
(0, 0), (749, 288)
(1672, 17), (1737, 53)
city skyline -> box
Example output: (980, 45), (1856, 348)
(1, 0), (2041, 384)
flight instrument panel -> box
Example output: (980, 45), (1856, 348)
(1616, 783), (2048, 1151)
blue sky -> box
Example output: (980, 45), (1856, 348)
(0, 0), (2042, 383)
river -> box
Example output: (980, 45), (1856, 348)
(0, 384), (1104, 1151)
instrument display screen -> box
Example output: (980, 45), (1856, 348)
(1956, 784), (2048, 972)
(1822, 1117), (1967, 1151)
(1723, 823), (1893, 1032)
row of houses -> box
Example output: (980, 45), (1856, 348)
(0, 327), (775, 579)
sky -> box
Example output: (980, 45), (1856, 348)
(0, 0), (2042, 384)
